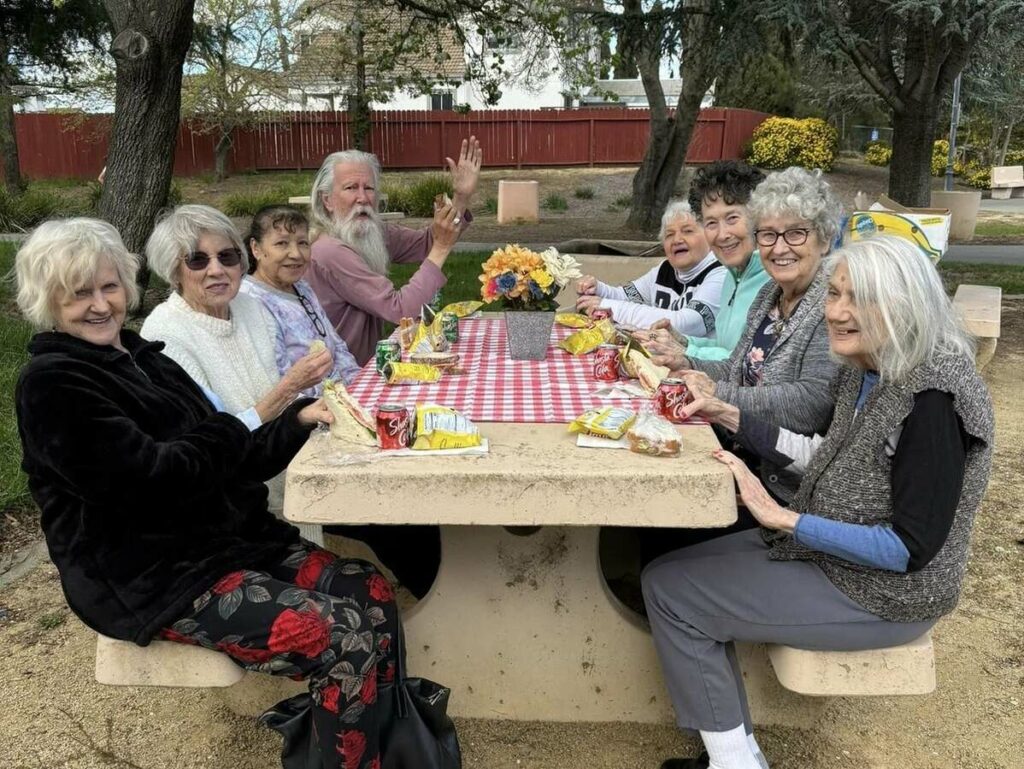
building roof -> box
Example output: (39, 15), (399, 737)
(581, 79), (683, 105)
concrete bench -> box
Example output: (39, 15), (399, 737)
(287, 195), (405, 221)
(95, 634), (244, 688)
(990, 166), (1024, 199)
(953, 283), (1002, 369)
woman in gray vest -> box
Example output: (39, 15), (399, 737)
(642, 236), (994, 769)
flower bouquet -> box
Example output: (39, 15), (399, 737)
(479, 245), (582, 359)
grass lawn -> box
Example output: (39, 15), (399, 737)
(974, 220), (1024, 238)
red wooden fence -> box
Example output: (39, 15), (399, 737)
(11, 107), (769, 180)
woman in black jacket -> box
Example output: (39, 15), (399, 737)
(14, 218), (398, 769)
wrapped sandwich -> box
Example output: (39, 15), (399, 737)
(322, 380), (376, 446)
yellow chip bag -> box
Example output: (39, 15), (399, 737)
(441, 301), (483, 318)
(555, 312), (592, 329)
(568, 407), (637, 440)
(558, 319), (616, 355)
(412, 404), (482, 450)
(384, 362), (442, 385)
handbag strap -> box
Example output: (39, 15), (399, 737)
(392, 615), (409, 719)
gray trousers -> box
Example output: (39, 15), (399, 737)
(641, 529), (935, 732)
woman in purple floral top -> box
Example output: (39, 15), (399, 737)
(240, 205), (361, 393)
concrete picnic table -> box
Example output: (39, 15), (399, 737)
(283, 320), (737, 723)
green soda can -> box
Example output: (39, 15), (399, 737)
(428, 290), (443, 314)
(440, 311), (459, 343)
(375, 339), (401, 376)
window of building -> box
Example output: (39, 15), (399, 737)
(431, 92), (454, 110)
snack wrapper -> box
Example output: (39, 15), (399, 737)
(412, 404), (482, 450)
(555, 312), (592, 329)
(398, 318), (418, 351)
(568, 407), (637, 440)
(410, 321), (450, 354)
(627, 412), (681, 457)
(441, 301), (483, 318)
(384, 361), (442, 385)
(558, 319), (616, 355)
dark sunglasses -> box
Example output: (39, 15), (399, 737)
(294, 287), (327, 337)
(182, 247), (244, 271)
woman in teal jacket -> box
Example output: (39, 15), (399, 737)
(645, 161), (770, 364)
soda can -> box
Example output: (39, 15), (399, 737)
(428, 290), (443, 314)
(591, 307), (613, 322)
(376, 404), (411, 450)
(594, 344), (620, 382)
(375, 339), (401, 376)
(657, 378), (691, 424)
(440, 311), (459, 343)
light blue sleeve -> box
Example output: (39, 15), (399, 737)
(199, 386), (262, 432)
(332, 338), (363, 385)
(794, 514), (910, 572)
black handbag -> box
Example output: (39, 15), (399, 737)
(380, 624), (462, 769)
(258, 691), (322, 769)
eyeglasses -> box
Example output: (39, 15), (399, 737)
(182, 248), (244, 271)
(294, 287), (327, 337)
(754, 228), (812, 248)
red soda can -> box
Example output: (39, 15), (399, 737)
(591, 307), (613, 322)
(594, 344), (619, 382)
(376, 404), (410, 450)
(657, 378), (690, 424)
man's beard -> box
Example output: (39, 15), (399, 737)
(329, 205), (389, 276)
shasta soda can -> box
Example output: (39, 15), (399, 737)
(375, 340), (401, 376)
(591, 307), (613, 322)
(657, 378), (690, 424)
(440, 311), (459, 343)
(376, 404), (411, 450)
(594, 343), (620, 382)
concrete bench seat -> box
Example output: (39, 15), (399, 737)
(990, 166), (1024, 199)
(287, 195), (405, 221)
(766, 633), (935, 696)
(953, 283), (1001, 369)
(95, 634), (244, 688)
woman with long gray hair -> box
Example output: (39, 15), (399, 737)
(644, 235), (993, 769)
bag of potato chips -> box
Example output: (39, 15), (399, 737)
(412, 404), (482, 450)
(568, 407), (637, 440)
(441, 301), (483, 318)
(555, 312), (592, 329)
(384, 362), (442, 385)
(558, 319), (616, 355)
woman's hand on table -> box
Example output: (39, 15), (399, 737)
(712, 449), (799, 532)
(678, 370), (715, 399)
(576, 294), (603, 315)
(298, 398), (333, 427)
(576, 275), (598, 296)
(283, 347), (334, 393)
(683, 396), (740, 432)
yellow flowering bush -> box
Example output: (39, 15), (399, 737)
(864, 141), (892, 167)
(480, 245), (581, 311)
(931, 140), (950, 177)
(747, 117), (838, 171)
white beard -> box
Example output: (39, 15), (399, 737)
(329, 205), (390, 276)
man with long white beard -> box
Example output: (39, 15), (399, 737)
(307, 138), (482, 365)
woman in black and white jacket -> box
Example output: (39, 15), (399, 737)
(576, 200), (726, 338)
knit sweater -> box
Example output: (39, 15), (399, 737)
(686, 253), (770, 361)
(140, 291), (281, 416)
(767, 354), (994, 622)
(690, 266), (838, 501)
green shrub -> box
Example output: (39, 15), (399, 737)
(1003, 149), (1024, 166)
(864, 141), (892, 167)
(931, 140), (950, 177)
(613, 194), (633, 208)
(0, 187), (63, 231)
(961, 162), (991, 190)
(0, 243), (33, 514)
(380, 183), (411, 214)
(542, 193), (568, 211)
(222, 188), (291, 217)
(747, 117), (838, 171)
(574, 186), (595, 199)
(401, 174), (454, 217)
(484, 196), (498, 214)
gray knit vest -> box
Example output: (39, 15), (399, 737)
(764, 353), (994, 622)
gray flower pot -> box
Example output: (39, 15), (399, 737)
(504, 311), (555, 360)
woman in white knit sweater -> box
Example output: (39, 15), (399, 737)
(141, 205), (332, 508)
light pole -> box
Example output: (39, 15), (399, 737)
(944, 73), (962, 192)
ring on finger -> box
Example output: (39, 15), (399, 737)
(452, 216), (461, 225)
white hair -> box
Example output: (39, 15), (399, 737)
(658, 200), (697, 240)
(748, 167), (843, 246)
(826, 235), (974, 382)
(15, 218), (140, 329)
(310, 149), (381, 233)
(145, 204), (247, 288)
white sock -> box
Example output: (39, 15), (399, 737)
(699, 724), (762, 769)
(747, 732), (770, 769)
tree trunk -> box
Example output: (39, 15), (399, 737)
(269, 0), (290, 72)
(998, 119), (1015, 167)
(888, 100), (941, 207)
(99, 0), (196, 299)
(349, 24), (370, 151)
(214, 130), (232, 181)
(0, 48), (25, 192)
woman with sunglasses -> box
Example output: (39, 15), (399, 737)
(239, 205), (359, 392)
(141, 205), (332, 512)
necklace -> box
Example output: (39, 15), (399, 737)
(772, 296), (787, 336)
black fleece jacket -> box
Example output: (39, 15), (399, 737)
(16, 330), (315, 645)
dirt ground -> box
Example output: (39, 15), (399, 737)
(1, 302), (1022, 768)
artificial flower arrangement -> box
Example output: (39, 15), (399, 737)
(479, 244), (582, 311)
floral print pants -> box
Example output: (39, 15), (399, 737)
(160, 542), (399, 769)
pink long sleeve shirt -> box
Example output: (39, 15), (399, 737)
(307, 224), (448, 366)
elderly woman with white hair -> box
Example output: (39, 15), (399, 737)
(306, 139), (481, 366)
(13, 218), (404, 769)
(643, 235), (994, 769)
(575, 200), (724, 337)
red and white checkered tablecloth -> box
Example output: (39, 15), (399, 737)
(347, 316), (703, 425)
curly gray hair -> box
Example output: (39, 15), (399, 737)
(747, 167), (843, 246)
(658, 199), (697, 240)
(145, 204), (247, 288)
